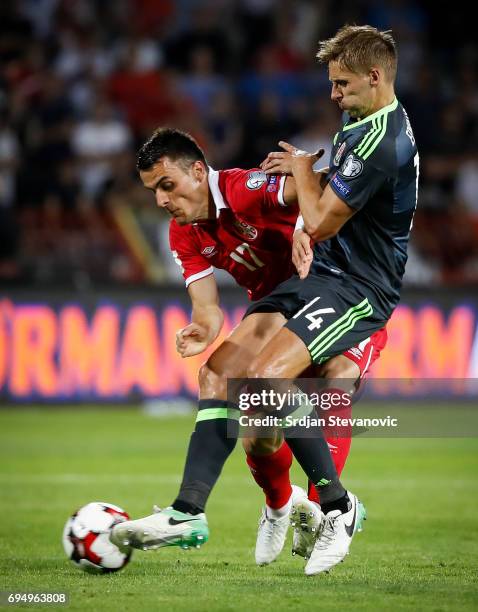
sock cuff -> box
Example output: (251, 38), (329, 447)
(196, 399), (240, 423)
(174, 480), (212, 512)
(198, 399), (239, 410)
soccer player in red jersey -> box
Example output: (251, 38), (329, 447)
(112, 127), (387, 564)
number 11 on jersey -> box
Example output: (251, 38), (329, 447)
(229, 243), (265, 271)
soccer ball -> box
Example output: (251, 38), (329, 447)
(62, 502), (132, 573)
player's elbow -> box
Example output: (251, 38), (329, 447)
(306, 223), (338, 243)
(305, 212), (343, 242)
(303, 218), (319, 241)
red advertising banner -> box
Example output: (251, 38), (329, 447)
(0, 290), (477, 402)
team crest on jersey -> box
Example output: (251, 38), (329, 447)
(246, 171), (267, 190)
(339, 154), (363, 178)
(201, 245), (217, 257)
(333, 141), (346, 166)
(233, 219), (258, 240)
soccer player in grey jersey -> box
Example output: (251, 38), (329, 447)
(112, 24), (418, 577)
(254, 24), (419, 574)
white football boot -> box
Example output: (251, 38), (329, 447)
(255, 485), (306, 566)
(304, 491), (366, 576)
(290, 493), (323, 559)
(110, 505), (209, 551)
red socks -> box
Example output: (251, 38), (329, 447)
(246, 434), (352, 507)
(246, 389), (353, 507)
(308, 391), (353, 503)
(246, 442), (293, 509)
(307, 434), (351, 503)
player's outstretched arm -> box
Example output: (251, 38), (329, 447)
(176, 275), (224, 358)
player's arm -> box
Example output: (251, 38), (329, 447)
(278, 142), (355, 242)
(281, 166), (330, 277)
(281, 169), (329, 205)
(169, 221), (223, 357)
(176, 274), (224, 358)
(293, 170), (355, 242)
(261, 147), (328, 206)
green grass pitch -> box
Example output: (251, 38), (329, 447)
(0, 407), (477, 611)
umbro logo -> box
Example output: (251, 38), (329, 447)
(201, 245), (217, 257)
(348, 347), (363, 359)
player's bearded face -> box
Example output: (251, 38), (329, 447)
(140, 157), (209, 225)
(328, 61), (374, 119)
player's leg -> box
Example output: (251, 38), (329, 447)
(306, 328), (388, 503)
(244, 280), (387, 574)
(244, 355), (356, 565)
(243, 429), (292, 515)
(293, 328), (387, 561)
(110, 312), (287, 551)
(249, 327), (387, 517)
(245, 328), (361, 575)
(184, 306), (321, 567)
(242, 427), (301, 565)
(172, 311), (287, 516)
(292, 354), (359, 559)
(306, 355), (358, 503)
(245, 327), (348, 508)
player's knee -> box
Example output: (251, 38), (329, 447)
(198, 362), (227, 397)
(318, 356), (359, 381)
(246, 356), (271, 379)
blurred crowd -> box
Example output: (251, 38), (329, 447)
(0, 0), (477, 288)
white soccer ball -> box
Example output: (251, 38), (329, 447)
(62, 502), (132, 573)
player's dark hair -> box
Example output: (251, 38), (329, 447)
(317, 25), (397, 82)
(136, 127), (207, 172)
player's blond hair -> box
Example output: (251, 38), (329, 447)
(317, 25), (397, 82)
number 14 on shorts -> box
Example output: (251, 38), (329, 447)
(292, 297), (335, 331)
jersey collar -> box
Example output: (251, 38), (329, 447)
(342, 97), (398, 131)
(208, 167), (229, 218)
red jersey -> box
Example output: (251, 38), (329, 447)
(169, 168), (298, 300)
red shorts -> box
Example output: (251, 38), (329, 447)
(343, 327), (388, 377)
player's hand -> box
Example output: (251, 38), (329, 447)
(279, 141), (324, 173)
(292, 229), (313, 279)
(176, 323), (210, 357)
(260, 151), (294, 175)
(260, 143), (324, 175)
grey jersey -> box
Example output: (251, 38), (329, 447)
(313, 98), (419, 318)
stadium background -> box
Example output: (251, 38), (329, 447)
(0, 0), (477, 402)
(0, 3), (477, 611)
